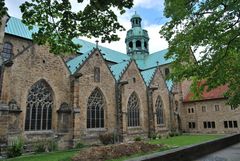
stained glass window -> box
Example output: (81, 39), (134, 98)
(127, 92), (140, 127)
(87, 88), (104, 128)
(25, 80), (53, 131)
(156, 96), (164, 125)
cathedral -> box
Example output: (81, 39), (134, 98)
(0, 13), (239, 149)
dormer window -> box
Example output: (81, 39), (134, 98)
(2, 42), (13, 62)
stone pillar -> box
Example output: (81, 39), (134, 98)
(147, 89), (155, 138)
(0, 15), (10, 99)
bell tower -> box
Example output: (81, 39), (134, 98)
(125, 12), (149, 60)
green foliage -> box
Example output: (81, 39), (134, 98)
(74, 142), (86, 149)
(134, 136), (142, 142)
(17, 0), (134, 55)
(7, 138), (24, 158)
(0, 0), (8, 26)
(149, 133), (157, 140)
(161, 0), (240, 106)
(99, 132), (115, 145)
(34, 141), (46, 153)
(34, 139), (58, 153)
(168, 132), (174, 137)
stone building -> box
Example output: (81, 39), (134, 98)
(0, 13), (238, 149)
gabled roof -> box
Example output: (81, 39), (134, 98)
(5, 17), (130, 64)
(140, 68), (157, 86)
(110, 60), (131, 81)
(183, 83), (228, 102)
(5, 16), (175, 85)
(67, 50), (92, 74)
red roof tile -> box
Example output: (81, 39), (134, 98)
(183, 83), (228, 102)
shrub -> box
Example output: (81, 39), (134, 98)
(169, 133), (174, 137)
(134, 136), (142, 142)
(99, 133), (114, 145)
(150, 133), (157, 140)
(75, 142), (86, 149)
(158, 135), (162, 139)
(7, 138), (24, 158)
(48, 140), (58, 152)
(34, 139), (58, 153)
(34, 141), (46, 153)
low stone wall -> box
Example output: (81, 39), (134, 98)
(127, 134), (240, 161)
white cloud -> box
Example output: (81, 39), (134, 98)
(133, 0), (164, 10)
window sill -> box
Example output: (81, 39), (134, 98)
(157, 124), (165, 127)
(24, 130), (53, 135)
(128, 126), (142, 130)
(86, 128), (107, 132)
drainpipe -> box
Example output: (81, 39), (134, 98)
(116, 80), (128, 142)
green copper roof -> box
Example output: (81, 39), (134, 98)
(136, 49), (174, 70)
(5, 17), (38, 39)
(141, 68), (157, 86)
(5, 16), (174, 89)
(131, 12), (141, 19)
(166, 80), (173, 91)
(5, 17), (129, 64)
(110, 61), (130, 81)
(67, 50), (92, 74)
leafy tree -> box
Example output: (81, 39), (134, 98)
(0, 0), (133, 54)
(161, 0), (240, 107)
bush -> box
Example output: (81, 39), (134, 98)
(34, 141), (46, 153)
(158, 135), (162, 139)
(48, 140), (58, 152)
(75, 142), (86, 149)
(169, 133), (174, 137)
(7, 138), (24, 158)
(99, 133), (114, 145)
(150, 133), (157, 140)
(134, 136), (142, 142)
(34, 139), (58, 153)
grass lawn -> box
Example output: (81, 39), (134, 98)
(5, 149), (79, 161)
(149, 134), (224, 147)
(5, 134), (224, 161)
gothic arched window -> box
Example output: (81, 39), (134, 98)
(156, 96), (164, 125)
(2, 42), (13, 62)
(25, 80), (53, 131)
(127, 92), (140, 127)
(87, 88), (105, 128)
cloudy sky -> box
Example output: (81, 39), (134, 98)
(5, 0), (169, 54)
